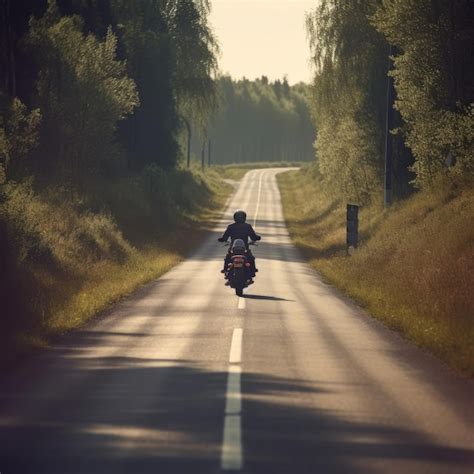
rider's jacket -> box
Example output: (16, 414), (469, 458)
(220, 222), (260, 248)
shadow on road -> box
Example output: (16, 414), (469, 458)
(243, 294), (295, 302)
(1, 351), (473, 474)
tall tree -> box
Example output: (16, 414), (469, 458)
(0, 0), (47, 100)
(191, 76), (315, 165)
(25, 2), (138, 181)
(372, 0), (474, 186)
(167, 0), (218, 129)
(306, 0), (388, 202)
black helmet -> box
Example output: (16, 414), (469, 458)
(233, 209), (247, 223)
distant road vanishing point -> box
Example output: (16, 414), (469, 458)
(0, 168), (473, 473)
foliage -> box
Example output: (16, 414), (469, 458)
(372, 0), (474, 187)
(213, 161), (304, 180)
(167, 0), (219, 132)
(0, 0), (219, 175)
(25, 4), (138, 180)
(192, 76), (315, 164)
(0, 167), (230, 364)
(0, 0), (221, 363)
(0, 97), (41, 182)
(108, 0), (180, 170)
(306, 0), (389, 202)
(306, 0), (473, 197)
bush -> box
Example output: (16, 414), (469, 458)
(0, 167), (228, 362)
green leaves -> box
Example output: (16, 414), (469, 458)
(199, 76), (314, 165)
(0, 97), (41, 182)
(26, 5), (139, 179)
(306, 0), (388, 202)
(307, 0), (473, 195)
(109, 0), (218, 169)
(372, 0), (474, 187)
(1, 0), (219, 179)
(167, 0), (218, 136)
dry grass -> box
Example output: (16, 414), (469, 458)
(278, 166), (474, 376)
(0, 168), (231, 367)
(213, 161), (304, 180)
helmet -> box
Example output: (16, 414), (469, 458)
(233, 209), (247, 223)
(232, 239), (246, 253)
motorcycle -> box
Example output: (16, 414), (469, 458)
(223, 239), (257, 296)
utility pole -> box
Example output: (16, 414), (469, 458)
(208, 138), (211, 167)
(183, 118), (191, 168)
(201, 140), (205, 171)
(384, 45), (395, 208)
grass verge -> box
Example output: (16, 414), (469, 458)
(0, 166), (231, 368)
(277, 165), (474, 377)
(213, 161), (303, 180)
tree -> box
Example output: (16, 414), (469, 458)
(25, 2), (138, 181)
(108, 0), (218, 170)
(372, 0), (474, 186)
(306, 0), (388, 202)
(0, 96), (41, 183)
(168, 0), (218, 125)
(191, 76), (315, 165)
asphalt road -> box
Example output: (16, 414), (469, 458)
(0, 168), (473, 474)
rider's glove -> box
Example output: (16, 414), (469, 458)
(255, 235), (262, 241)
(218, 237), (226, 242)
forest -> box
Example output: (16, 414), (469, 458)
(306, 0), (473, 202)
(190, 76), (314, 164)
(0, 0), (218, 179)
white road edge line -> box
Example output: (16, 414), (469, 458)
(238, 297), (246, 310)
(253, 171), (264, 227)
(222, 330), (244, 471)
(229, 328), (243, 363)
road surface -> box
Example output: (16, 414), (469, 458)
(0, 169), (473, 473)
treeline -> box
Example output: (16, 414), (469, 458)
(306, 0), (474, 202)
(191, 76), (315, 164)
(0, 0), (217, 184)
(0, 0), (221, 352)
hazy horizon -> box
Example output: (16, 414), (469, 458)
(210, 0), (315, 84)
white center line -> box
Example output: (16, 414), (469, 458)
(237, 297), (246, 310)
(221, 414), (242, 470)
(229, 328), (243, 364)
(224, 365), (242, 415)
(253, 171), (265, 227)
(222, 329), (244, 471)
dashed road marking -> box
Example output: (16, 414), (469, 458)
(222, 329), (244, 470)
(229, 328), (243, 364)
(221, 413), (242, 470)
(225, 365), (242, 415)
(238, 297), (246, 310)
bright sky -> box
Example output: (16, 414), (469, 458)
(210, 1), (315, 84)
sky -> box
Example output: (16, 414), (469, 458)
(210, 1), (316, 84)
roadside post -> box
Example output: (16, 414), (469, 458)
(346, 204), (359, 255)
(184, 118), (191, 168)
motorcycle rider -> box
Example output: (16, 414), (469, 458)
(218, 209), (261, 280)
